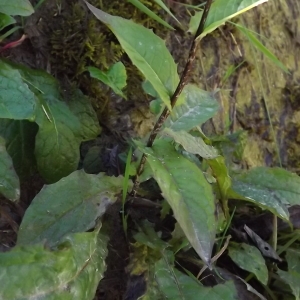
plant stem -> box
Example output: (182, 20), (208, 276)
(272, 215), (277, 251)
(122, 147), (132, 237)
(131, 0), (213, 195)
(277, 234), (299, 256)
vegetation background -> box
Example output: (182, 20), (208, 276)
(0, 0), (300, 299)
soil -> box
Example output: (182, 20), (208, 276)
(0, 0), (299, 299)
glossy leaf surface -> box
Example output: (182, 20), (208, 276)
(230, 167), (300, 220)
(163, 128), (218, 159)
(138, 139), (216, 265)
(165, 84), (219, 131)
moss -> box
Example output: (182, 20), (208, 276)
(49, 0), (168, 125)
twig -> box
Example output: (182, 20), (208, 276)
(197, 235), (231, 279)
(131, 0), (213, 195)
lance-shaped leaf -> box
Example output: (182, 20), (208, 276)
(138, 139), (216, 265)
(153, 0), (180, 24)
(88, 61), (127, 99)
(0, 136), (20, 201)
(17, 170), (128, 246)
(165, 84), (219, 131)
(0, 230), (108, 300)
(189, 0), (268, 39)
(233, 23), (288, 73)
(229, 167), (300, 221)
(162, 128), (219, 159)
(244, 225), (281, 261)
(128, 0), (174, 30)
(85, 1), (179, 110)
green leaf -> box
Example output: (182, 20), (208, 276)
(228, 242), (268, 285)
(0, 136), (20, 201)
(0, 60), (100, 183)
(150, 99), (163, 115)
(165, 84), (219, 131)
(229, 167), (300, 221)
(86, 1), (180, 110)
(212, 130), (247, 165)
(207, 156), (231, 217)
(88, 62), (127, 99)
(0, 230), (108, 300)
(0, 60), (37, 120)
(34, 90), (100, 183)
(134, 221), (168, 251)
(34, 95), (82, 183)
(8, 59), (61, 97)
(278, 269), (300, 300)
(162, 128), (219, 159)
(83, 146), (102, 174)
(0, 13), (16, 31)
(286, 249), (300, 274)
(0, 0), (34, 16)
(128, 0), (174, 30)
(189, 0), (268, 39)
(21, 68), (101, 182)
(138, 139), (216, 265)
(208, 156), (231, 197)
(152, 0), (180, 24)
(35, 123), (79, 182)
(278, 248), (300, 300)
(19, 72), (59, 99)
(0, 119), (38, 179)
(126, 239), (164, 299)
(154, 255), (238, 299)
(17, 170), (126, 247)
(67, 89), (102, 141)
(221, 62), (245, 85)
(142, 80), (159, 98)
(234, 22), (289, 73)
